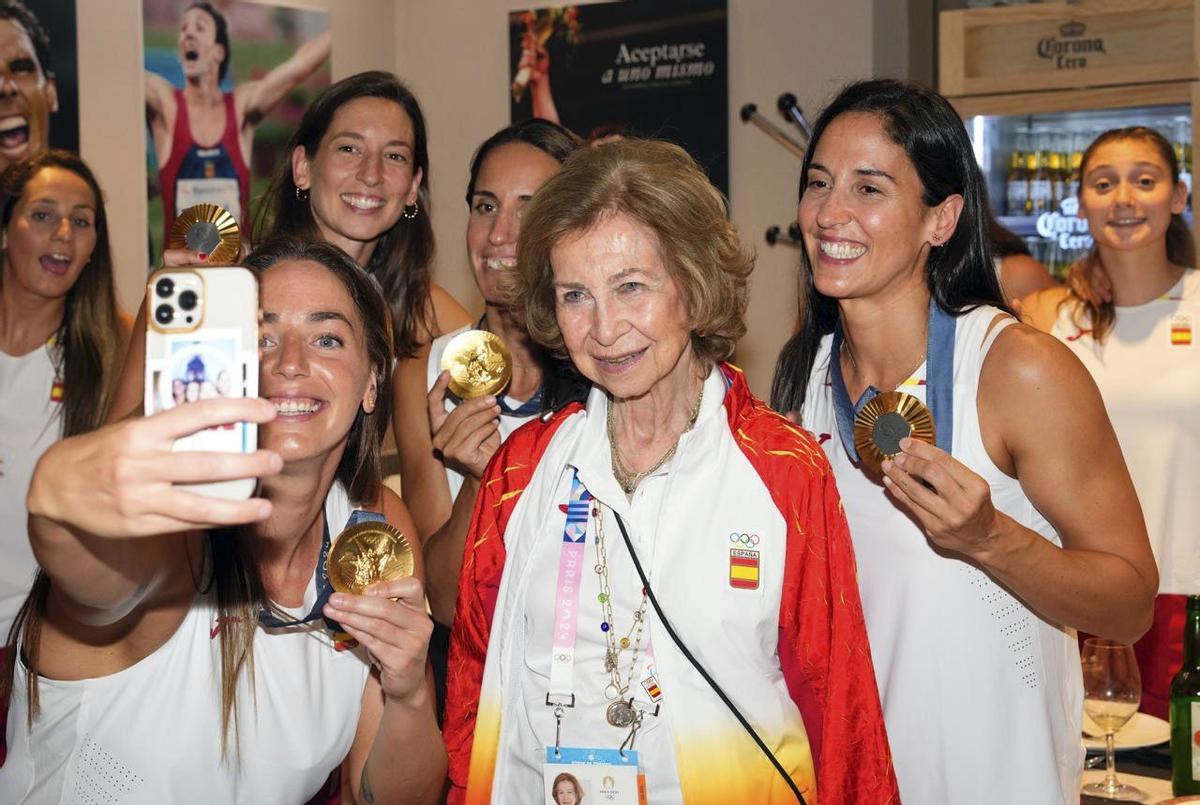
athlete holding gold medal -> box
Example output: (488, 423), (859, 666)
(1, 239), (443, 804)
(772, 80), (1157, 804)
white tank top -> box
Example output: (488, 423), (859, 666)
(0, 343), (61, 637)
(802, 305), (1083, 805)
(426, 325), (538, 503)
(1050, 270), (1200, 594)
(1, 484), (373, 804)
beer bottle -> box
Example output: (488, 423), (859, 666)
(1006, 149), (1027, 216)
(1171, 595), (1200, 795)
(1047, 149), (1064, 209)
(1029, 131), (1053, 214)
(1066, 134), (1084, 201)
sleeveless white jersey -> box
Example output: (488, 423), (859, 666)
(427, 325), (538, 503)
(0, 344), (61, 637)
(802, 305), (1083, 804)
(1051, 270), (1200, 594)
(1, 484), (373, 804)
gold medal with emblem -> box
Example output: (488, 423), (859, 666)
(167, 203), (240, 264)
(326, 521), (414, 595)
(440, 330), (512, 399)
(853, 390), (936, 473)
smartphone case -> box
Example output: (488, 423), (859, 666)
(144, 266), (259, 500)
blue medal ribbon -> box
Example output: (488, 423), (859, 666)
(257, 509), (387, 632)
(829, 297), (956, 462)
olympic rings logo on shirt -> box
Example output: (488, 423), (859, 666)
(728, 532), (760, 547)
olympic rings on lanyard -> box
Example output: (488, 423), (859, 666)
(728, 532), (760, 547)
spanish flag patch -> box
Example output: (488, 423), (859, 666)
(1170, 314), (1193, 347)
(729, 548), (760, 590)
(50, 380), (64, 402)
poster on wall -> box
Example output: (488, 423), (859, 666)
(508, 0), (728, 196)
(0, 0), (79, 173)
(143, 0), (330, 261)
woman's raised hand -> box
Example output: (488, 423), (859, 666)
(28, 397), (282, 538)
(427, 370), (502, 481)
(324, 576), (434, 705)
(880, 436), (1006, 562)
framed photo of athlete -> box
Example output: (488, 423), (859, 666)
(142, 0), (331, 261)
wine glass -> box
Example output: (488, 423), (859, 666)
(1081, 638), (1146, 801)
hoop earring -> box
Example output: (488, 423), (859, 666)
(402, 203), (419, 220)
(295, 186), (309, 201)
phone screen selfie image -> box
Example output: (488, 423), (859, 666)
(144, 267), (260, 496)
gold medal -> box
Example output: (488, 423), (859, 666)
(853, 391), (936, 473)
(167, 203), (240, 264)
(440, 330), (512, 399)
(326, 521), (414, 595)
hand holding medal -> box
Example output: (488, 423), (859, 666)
(880, 435), (1007, 563)
(322, 521), (432, 705)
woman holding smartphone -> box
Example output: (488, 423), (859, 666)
(1, 238), (444, 803)
(108, 71), (472, 420)
(0, 151), (126, 653)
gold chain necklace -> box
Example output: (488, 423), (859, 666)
(840, 342), (927, 390)
(592, 506), (650, 721)
(607, 383), (705, 495)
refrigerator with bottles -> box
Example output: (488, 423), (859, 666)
(939, 0), (1197, 278)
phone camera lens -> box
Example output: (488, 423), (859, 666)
(178, 290), (198, 311)
(155, 277), (175, 298)
(154, 304), (174, 325)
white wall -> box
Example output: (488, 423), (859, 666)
(396, 0), (907, 397)
(79, 0), (396, 316)
(79, 0), (907, 398)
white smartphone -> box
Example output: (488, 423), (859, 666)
(144, 266), (260, 500)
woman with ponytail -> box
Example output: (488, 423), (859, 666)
(1024, 126), (1198, 719)
(771, 80), (1155, 803)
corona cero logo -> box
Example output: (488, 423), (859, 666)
(1037, 20), (1107, 70)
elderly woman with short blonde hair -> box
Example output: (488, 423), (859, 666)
(444, 139), (897, 804)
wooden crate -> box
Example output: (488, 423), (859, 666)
(940, 0), (1198, 98)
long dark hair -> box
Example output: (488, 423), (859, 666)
(770, 79), (1009, 414)
(4, 237), (394, 754)
(256, 70), (436, 360)
(1, 150), (122, 437)
(1064, 126), (1195, 343)
(466, 119), (590, 411)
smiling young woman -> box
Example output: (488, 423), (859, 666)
(110, 72), (471, 422)
(1023, 127), (1199, 719)
(771, 80), (1156, 804)
(1, 238), (444, 804)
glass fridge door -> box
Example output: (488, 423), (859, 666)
(966, 105), (1192, 278)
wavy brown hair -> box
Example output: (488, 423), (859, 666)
(1063, 126), (1195, 343)
(512, 138), (752, 366)
(255, 71), (436, 359)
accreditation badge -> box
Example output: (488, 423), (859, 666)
(543, 747), (644, 805)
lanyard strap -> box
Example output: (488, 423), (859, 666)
(257, 509), (386, 632)
(547, 471), (592, 703)
(829, 297), (957, 461)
